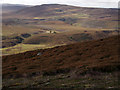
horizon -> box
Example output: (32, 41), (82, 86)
(1, 0), (119, 8)
(1, 3), (119, 9)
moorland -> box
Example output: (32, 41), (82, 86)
(2, 4), (119, 55)
(1, 4), (120, 89)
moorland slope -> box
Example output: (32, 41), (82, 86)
(3, 35), (120, 78)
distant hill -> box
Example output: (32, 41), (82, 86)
(2, 4), (119, 30)
(2, 4), (31, 14)
(3, 4), (118, 18)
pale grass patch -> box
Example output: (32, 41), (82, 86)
(1, 43), (65, 56)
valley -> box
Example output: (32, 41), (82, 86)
(2, 4), (119, 55)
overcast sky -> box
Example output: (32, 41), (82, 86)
(1, 0), (119, 8)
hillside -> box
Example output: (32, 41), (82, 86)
(2, 4), (118, 30)
(23, 30), (118, 45)
(2, 35), (120, 88)
(2, 3), (120, 89)
(3, 35), (120, 78)
(2, 4), (119, 55)
(3, 4), (118, 18)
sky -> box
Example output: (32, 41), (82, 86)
(0, 0), (119, 8)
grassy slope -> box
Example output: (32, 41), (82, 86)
(2, 43), (64, 56)
(2, 29), (118, 55)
